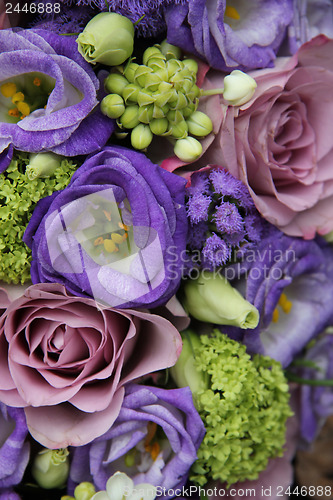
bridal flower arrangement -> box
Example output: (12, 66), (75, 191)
(1, 1), (333, 499)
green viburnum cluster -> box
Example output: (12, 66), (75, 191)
(101, 41), (213, 162)
(189, 331), (293, 487)
(0, 152), (77, 284)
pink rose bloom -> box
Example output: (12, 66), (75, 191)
(200, 35), (333, 239)
(0, 283), (182, 448)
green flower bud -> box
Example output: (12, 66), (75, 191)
(147, 58), (167, 72)
(182, 102), (196, 118)
(152, 103), (168, 119)
(153, 67), (169, 82)
(100, 94), (125, 119)
(131, 124), (153, 149)
(170, 330), (209, 397)
(324, 230), (333, 243)
(223, 69), (257, 106)
(32, 448), (69, 489)
(137, 89), (156, 106)
(77, 12), (134, 66)
(104, 73), (128, 95)
(167, 109), (184, 124)
(138, 104), (153, 123)
(26, 152), (62, 180)
(187, 110), (213, 137)
(134, 65), (153, 87)
(174, 136), (202, 162)
(182, 58), (199, 75)
(159, 40), (182, 60)
(74, 482), (96, 500)
(154, 90), (174, 107)
(182, 78), (193, 94)
(143, 46), (165, 66)
(123, 62), (140, 83)
(144, 72), (163, 92)
(120, 104), (140, 128)
(168, 91), (188, 110)
(183, 272), (259, 328)
(169, 119), (188, 139)
(61, 496), (75, 500)
(122, 83), (141, 103)
(115, 130), (129, 139)
(187, 84), (201, 101)
(166, 59), (183, 79)
(149, 117), (169, 135)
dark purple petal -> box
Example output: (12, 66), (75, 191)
(0, 144), (13, 174)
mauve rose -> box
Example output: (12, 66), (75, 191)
(0, 283), (182, 449)
(200, 35), (333, 239)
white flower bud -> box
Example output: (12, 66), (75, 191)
(174, 136), (202, 162)
(223, 70), (257, 106)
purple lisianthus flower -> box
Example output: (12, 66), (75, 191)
(164, 0), (294, 71)
(289, 333), (333, 445)
(68, 384), (205, 499)
(23, 146), (188, 309)
(225, 230), (333, 367)
(0, 404), (30, 492)
(288, 0), (333, 53)
(0, 28), (114, 160)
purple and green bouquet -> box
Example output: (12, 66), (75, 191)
(1, 1), (333, 499)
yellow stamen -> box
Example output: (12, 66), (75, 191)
(33, 77), (41, 87)
(8, 108), (20, 117)
(278, 292), (293, 314)
(118, 222), (130, 231)
(94, 237), (104, 246)
(272, 308), (279, 323)
(150, 442), (160, 461)
(111, 232), (124, 244)
(144, 422), (157, 448)
(17, 101), (30, 116)
(11, 92), (25, 104)
(1, 82), (17, 98)
(104, 239), (117, 253)
(103, 210), (112, 221)
(20, 115), (26, 120)
(225, 5), (240, 20)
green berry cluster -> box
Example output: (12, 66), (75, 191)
(101, 41), (213, 162)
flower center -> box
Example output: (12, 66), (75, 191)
(272, 292), (293, 323)
(0, 72), (54, 122)
(225, 5), (240, 21)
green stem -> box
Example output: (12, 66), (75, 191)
(200, 87), (224, 97)
(285, 371), (333, 386)
(134, 14), (146, 26)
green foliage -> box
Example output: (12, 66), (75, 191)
(190, 330), (293, 487)
(0, 152), (77, 284)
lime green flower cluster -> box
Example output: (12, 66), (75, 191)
(0, 152), (77, 284)
(61, 482), (96, 500)
(174, 330), (293, 486)
(101, 41), (213, 162)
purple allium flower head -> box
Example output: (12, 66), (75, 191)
(290, 333), (333, 445)
(288, 0), (333, 53)
(187, 193), (212, 224)
(23, 146), (188, 309)
(0, 405), (30, 491)
(164, 0), (294, 71)
(202, 233), (232, 268)
(224, 231), (333, 367)
(68, 384), (205, 499)
(0, 28), (114, 161)
(214, 202), (243, 235)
